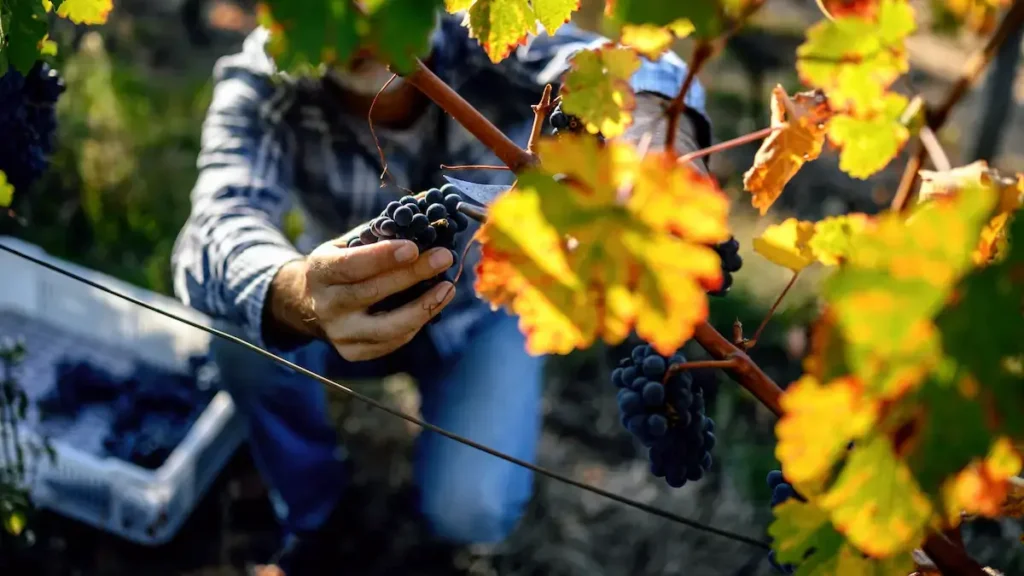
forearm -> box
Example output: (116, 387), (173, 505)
(263, 258), (327, 349)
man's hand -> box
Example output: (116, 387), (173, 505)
(266, 238), (455, 361)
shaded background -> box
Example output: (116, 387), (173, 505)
(1, 0), (1023, 574)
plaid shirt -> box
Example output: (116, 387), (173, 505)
(171, 15), (711, 358)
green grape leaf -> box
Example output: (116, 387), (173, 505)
(0, 171), (13, 208)
(3, 0), (51, 73)
(54, 0), (112, 24)
(769, 499), (915, 575)
(823, 181), (998, 397)
(364, 0), (444, 72)
(560, 45), (641, 138)
(937, 211), (1024, 437)
(797, 0), (916, 111)
(618, 19), (694, 60)
(903, 375), (994, 497)
(827, 92), (910, 180)
(604, 0), (736, 38)
(258, 0), (360, 71)
(819, 434), (933, 556)
(808, 213), (871, 266)
(454, 0), (578, 63)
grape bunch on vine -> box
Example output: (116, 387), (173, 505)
(2, 0), (1023, 574)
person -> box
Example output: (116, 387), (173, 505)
(171, 10), (713, 575)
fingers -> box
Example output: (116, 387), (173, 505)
(307, 239), (419, 285)
(330, 281), (456, 360)
(319, 248), (454, 311)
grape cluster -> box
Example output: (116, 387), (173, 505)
(548, 101), (594, 139)
(709, 236), (743, 297)
(766, 469), (806, 574)
(611, 344), (716, 488)
(0, 61), (65, 197)
(348, 184), (469, 316)
(38, 354), (218, 469)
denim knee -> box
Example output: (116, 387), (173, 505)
(418, 474), (531, 544)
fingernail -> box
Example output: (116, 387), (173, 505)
(429, 248), (453, 270)
(394, 242), (417, 262)
(435, 282), (454, 304)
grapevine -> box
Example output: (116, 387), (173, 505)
(2, 1), (1023, 575)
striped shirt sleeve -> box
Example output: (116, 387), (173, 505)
(170, 31), (304, 349)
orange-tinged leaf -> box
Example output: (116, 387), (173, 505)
(55, 0), (112, 25)
(560, 45), (641, 138)
(819, 434), (933, 557)
(817, 0), (881, 19)
(743, 85), (834, 215)
(826, 92), (910, 179)
(776, 376), (879, 485)
(618, 19), (694, 59)
(797, 0), (916, 111)
(753, 218), (817, 272)
(809, 213), (871, 266)
(944, 438), (1023, 518)
(475, 136), (730, 356)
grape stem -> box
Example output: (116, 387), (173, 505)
(744, 270), (800, 350)
(527, 84), (555, 154)
(440, 164), (510, 171)
(676, 124), (786, 166)
(891, 0), (1024, 212)
(662, 359), (739, 385)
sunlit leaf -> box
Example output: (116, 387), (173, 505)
(918, 162), (1023, 265)
(776, 376), (879, 485)
(455, 0), (579, 62)
(753, 218), (817, 272)
(55, 0), (112, 25)
(797, 0), (916, 111)
(0, 172), (13, 208)
(604, 0), (753, 38)
(817, 0), (882, 19)
(475, 135), (730, 356)
(364, 0), (444, 72)
(2, 509), (26, 537)
(769, 498), (916, 574)
(943, 438), (1023, 519)
(931, 0), (1009, 35)
(827, 92), (910, 180)
(618, 19), (694, 60)
(824, 182), (998, 396)
(820, 434), (933, 557)
(559, 45), (641, 138)
(743, 85), (834, 215)
(808, 213), (870, 266)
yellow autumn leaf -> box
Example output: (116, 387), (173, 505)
(475, 135), (730, 356)
(808, 213), (871, 266)
(820, 434), (933, 557)
(826, 92), (910, 180)
(0, 171), (13, 208)
(944, 437), (1023, 519)
(560, 45), (641, 138)
(753, 218), (817, 272)
(56, 0), (113, 25)
(618, 19), (694, 60)
(743, 85), (834, 215)
(776, 376), (879, 485)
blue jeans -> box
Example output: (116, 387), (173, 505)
(212, 311), (543, 544)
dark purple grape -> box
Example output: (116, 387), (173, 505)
(394, 206), (414, 226)
(426, 203), (447, 222)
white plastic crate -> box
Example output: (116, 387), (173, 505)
(0, 236), (248, 546)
